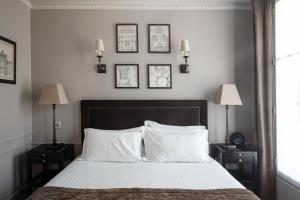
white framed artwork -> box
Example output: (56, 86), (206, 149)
(148, 24), (170, 53)
(116, 24), (138, 53)
(147, 64), (172, 89)
(115, 64), (139, 88)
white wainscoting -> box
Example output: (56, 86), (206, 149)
(0, 134), (32, 200)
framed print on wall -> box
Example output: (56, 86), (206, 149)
(147, 64), (172, 89)
(0, 35), (16, 84)
(116, 24), (139, 53)
(148, 24), (171, 53)
(115, 64), (139, 88)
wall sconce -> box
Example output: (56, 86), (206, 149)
(179, 40), (190, 73)
(96, 39), (106, 73)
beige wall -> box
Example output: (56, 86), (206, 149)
(31, 9), (255, 146)
(0, 0), (31, 199)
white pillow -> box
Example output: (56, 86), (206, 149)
(124, 126), (143, 132)
(143, 126), (209, 155)
(144, 120), (205, 131)
(144, 120), (207, 140)
(82, 128), (143, 162)
(143, 126), (210, 162)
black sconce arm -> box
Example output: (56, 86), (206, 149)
(97, 55), (106, 73)
(180, 55), (189, 73)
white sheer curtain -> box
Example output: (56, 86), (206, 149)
(276, 0), (300, 187)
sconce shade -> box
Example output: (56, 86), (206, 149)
(216, 84), (242, 105)
(181, 40), (191, 52)
(96, 39), (105, 55)
(39, 84), (69, 105)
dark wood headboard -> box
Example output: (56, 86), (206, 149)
(81, 100), (208, 143)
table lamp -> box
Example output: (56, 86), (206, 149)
(216, 84), (243, 145)
(39, 84), (68, 149)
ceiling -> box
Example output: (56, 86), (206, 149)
(23, 0), (251, 10)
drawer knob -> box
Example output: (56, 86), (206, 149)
(238, 158), (243, 163)
(239, 153), (242, 156)
(42, 160), (46, 163)
(42, 154), (46, 157)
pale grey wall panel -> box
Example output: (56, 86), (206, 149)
(31, 9), (255, 145)
(0, 0), (32, 199)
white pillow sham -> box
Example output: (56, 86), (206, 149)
(123, 126), (144, 132)
(144, 120), (205, 130)
(143, 126), (210, 162)
(144, 120), (207, 140)
(82, 128), (143, 162)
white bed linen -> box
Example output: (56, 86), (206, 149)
(46, 157), (244, 190)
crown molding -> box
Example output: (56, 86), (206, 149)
(28, 0), (251, 10)
(21, 0), (32, 8)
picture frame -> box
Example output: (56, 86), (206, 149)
(148, 24), (171, 53)
(116, 24), (139, 53)
(147, 64), (172, 89)
(0, 35), (16, 84)
(115, 64), (139, 88)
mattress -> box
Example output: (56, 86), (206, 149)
(45, 157), (244, 190)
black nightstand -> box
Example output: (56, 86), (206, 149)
(210, 144), (258, 194)
(27, 144), (74, 193)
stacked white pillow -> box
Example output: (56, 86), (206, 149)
(82, 128), (143, 162)
(144, 120), (208, 140)
(143, 121), (210, 162)
(144, 120), (206, 131)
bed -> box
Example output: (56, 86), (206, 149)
(28, 100), (259, 200)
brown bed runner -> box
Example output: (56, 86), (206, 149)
(27, 187), (260, 200)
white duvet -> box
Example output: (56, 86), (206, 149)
(46, 157), (244, 190)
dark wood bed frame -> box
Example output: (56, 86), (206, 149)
(81, 100), (208, 143)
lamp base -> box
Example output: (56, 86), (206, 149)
(45, 143), (64, 150)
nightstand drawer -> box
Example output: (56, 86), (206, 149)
(30, 152), (63, 164)
(30, 153), (48, 164)
(224, 153), (254, 164)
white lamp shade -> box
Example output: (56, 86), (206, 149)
(96, 39), (104, 55)
(181, 40), (191, 52)
(39, 84), (69, 105)
(216, 84), (243, 105)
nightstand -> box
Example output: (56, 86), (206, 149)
(210, 144), (258, 194)
(27, 144), (74, 193)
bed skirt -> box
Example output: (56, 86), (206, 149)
(27, 187), (260, 200)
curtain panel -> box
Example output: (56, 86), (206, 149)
(251, 0), (276, 200)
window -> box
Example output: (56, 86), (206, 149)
(276, 0), (300, 187)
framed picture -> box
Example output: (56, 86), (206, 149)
(115, 64), (139, 88)
(147, 64), (172, 89)
(148, 24), (170, 53)
(0, 35), (16, 84)
(116, 24), (138, 53)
